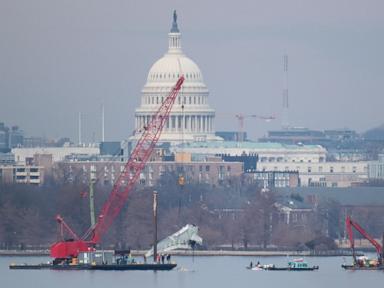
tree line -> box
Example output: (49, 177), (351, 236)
(0, 172), (383, 251)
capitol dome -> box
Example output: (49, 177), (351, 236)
(132, 11), (220, 143)
(147, 56), (204, 85)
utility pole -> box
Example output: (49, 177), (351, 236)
(101, 103), (105, 142)
(89, 166), (96, 227)
(282, 54), (289, 129)
(153, 190), (158, 262)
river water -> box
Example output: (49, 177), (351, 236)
(1, 255), (382, 288)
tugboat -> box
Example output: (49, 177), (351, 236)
(247, 258), (319, 271)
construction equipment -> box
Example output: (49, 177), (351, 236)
(235, 114), (275, 142)
(50, 76), (185, 260)
(345, 215), (383, 266)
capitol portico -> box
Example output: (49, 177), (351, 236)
(132, 11), (220, 143)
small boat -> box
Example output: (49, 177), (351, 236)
(247, 258), (319, 271)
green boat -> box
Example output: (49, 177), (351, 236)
(248, 258), (319, 271)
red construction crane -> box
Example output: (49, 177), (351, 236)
(51, 76), (185, 260)
(345, 215), (383, 263)
(235, 114), (275, 142)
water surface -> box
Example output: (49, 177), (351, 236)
(1, 255), (382, 288)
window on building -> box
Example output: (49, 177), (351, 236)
(206, 165), (210, 172)
(308, 167), (312, 173)
(330, 167), (334, 173)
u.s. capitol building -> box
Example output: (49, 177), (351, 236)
(132, 11), (220, 143)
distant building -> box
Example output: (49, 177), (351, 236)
(0, 122), (24, 152)
(323, 129), (359, 141)
(100, 141), (122, 156)
(259, 128), (326, 144)
(258, 161), (368, 187)
(368, 154), (384, 180)
(0, 153), (15, 165)
(0, 165), (44, 185)
(219, 154), (257, 172)
(274, 197), (315, 226)
(260, 127), (360, 146)
(215, 131), (247, 142)
(23, 136), (71, 148)
(250, 171), (300, 188)
(172, 141), (327, 163)
(54, 154), (243, 187)
(0, 130), (6, 151)
(12, 146), (100, 164)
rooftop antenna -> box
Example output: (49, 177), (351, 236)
(78, 112), (82, 146)
(101, 103), (105, 142)
(282, 54), (289, 129)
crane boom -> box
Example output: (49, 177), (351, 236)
(346, 215), (383, 261)
(90, 75), (184, 243)
(51, 76), (184, 259)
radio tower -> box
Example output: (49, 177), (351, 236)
(282, 54), (289, 129)
(101, 103), (105, 142)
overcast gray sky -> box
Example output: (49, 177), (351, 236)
(1, 0), (383, 142)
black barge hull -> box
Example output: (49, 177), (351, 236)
(342, 264), (384, 271)
(9, 263), (177, 271)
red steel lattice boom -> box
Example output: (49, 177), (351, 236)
(51, 76), (184, 259)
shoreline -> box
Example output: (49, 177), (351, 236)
(0, 249), (359, 257)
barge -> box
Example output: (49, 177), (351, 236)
(9, 263), (176, 271)
(341, 256), (384, 271)
(9, 250), (176, 271)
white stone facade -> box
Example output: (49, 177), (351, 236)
(132, 12), (220, 143)
(368, 154), (384, 179)
(173, 142), (327, 163)
(12, 147), (100, 164)
(258, 161), (368, 187)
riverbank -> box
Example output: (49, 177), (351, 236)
(0, 249), (360, 257)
